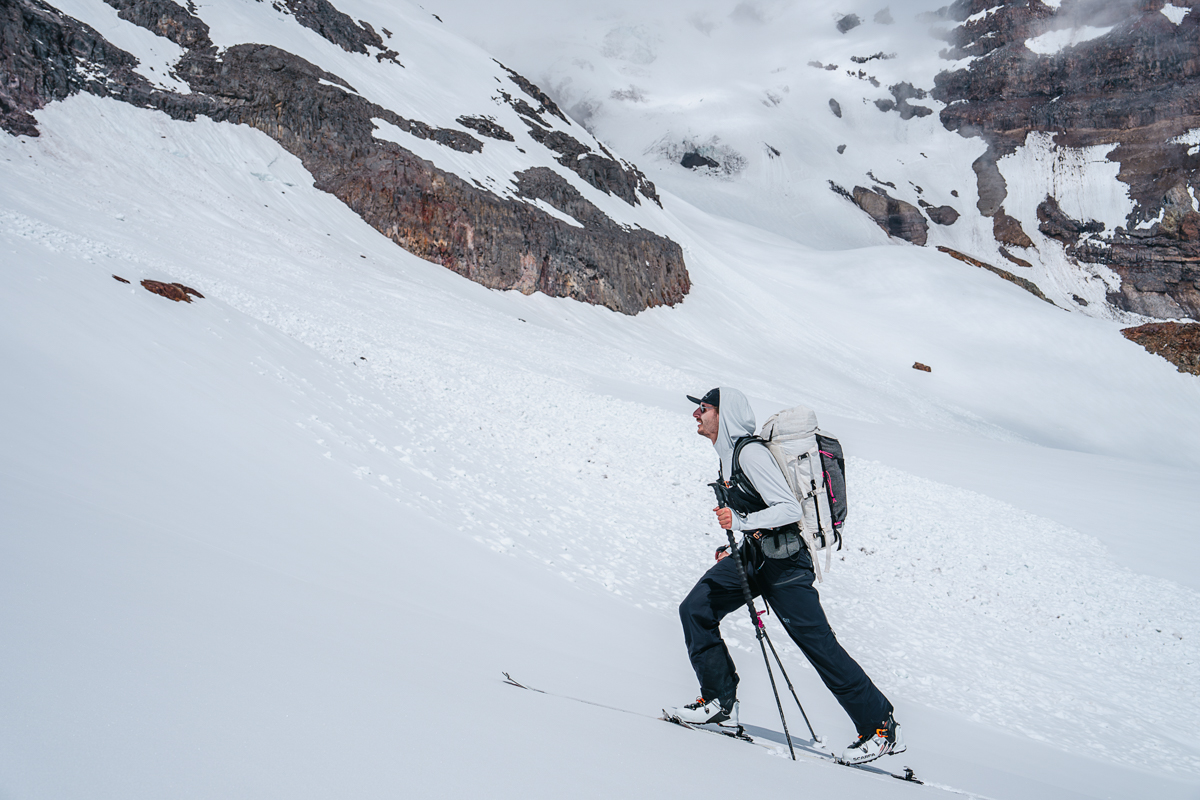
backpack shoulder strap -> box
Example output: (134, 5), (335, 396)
(729, 435), (763, 477)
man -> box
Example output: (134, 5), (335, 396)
(668, 387), (904, 765)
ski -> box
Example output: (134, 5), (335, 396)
(661, 707), (922, 784)
(660, 710), (755, 743)
(505, 673), (927, 788)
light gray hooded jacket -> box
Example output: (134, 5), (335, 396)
(713, 387), (803, 532)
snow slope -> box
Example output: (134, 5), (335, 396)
(3, 2), (1200, 798)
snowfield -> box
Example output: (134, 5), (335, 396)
(3, 1), (1200, 798)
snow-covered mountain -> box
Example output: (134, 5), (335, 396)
(2, 1), (1199, 798)
(434, 0), (1200, 332)
(3, 0), (689, 313)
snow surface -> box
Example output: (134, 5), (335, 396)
(1025, 26), (1115, 56)
(1161, 3), (1190, 25)
(3, 1), (1200, 798)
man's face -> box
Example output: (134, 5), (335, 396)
(693, 402), (719, 442)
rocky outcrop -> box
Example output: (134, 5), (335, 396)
(0, 0), (687, 314)
(502, 77), (662, 209)
(1121, 322), (1200, 375)
(992, 208), (1034, 249)
(998, 246), (1032, 268)
(932, 0), (1200, 320)
(141, 279), (204, 302)
(874, 82), (932, 120)
(455, 115), (513, 141)
(681, 151), (718, 169)
(1036, 195), (1104, 245)
(937, 246), (1055, 305)
(102, 0), (213, 50)
(850, 186), (929, 245)
(837, 13), (861, 33)
(919, 199), (959, 226)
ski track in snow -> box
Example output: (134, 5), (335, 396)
(3, 94), (1199, 778)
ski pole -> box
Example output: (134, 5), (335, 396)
(757, 611), (821, 743)
(710, 482), (796, 760)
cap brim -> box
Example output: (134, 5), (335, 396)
(686, 395), (703, 405)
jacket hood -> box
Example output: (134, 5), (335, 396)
(714, 386), (757, 478)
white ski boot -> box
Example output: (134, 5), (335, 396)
(840, 713), (905, 764)
(667, 697), (739, 726)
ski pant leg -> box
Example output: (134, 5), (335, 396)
(678, 556), (755, 706)
(760, 557), (893, 735)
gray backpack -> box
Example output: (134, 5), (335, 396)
(760, 405), (848, 581)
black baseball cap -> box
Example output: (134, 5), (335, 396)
(686, 388), (720, 408)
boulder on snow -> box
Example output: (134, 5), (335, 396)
(141, 280), (204, 303)
(913, 361), (932, 372)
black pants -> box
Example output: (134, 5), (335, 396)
(679, 545), (893, 735)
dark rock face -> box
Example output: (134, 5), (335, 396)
(851, 186), (929, 245)
(919, 199), (960, 226)
(681, 151), (719, 169)
(837, 13), (862, 33)
(1121, 322), (1200, 375)
(277, 0), (384, 55)
(829, 98), (842, 118)
(0, 0), (687, 314)
(508, 93), (662, 208)
(0, 0), (146, 136)
(456, 115), (513, 141)
(883, 82), (932, 120)
(102, 0), (213, 50)
(932, 0), (1200, 320)
(1037, 195), (1104, 245)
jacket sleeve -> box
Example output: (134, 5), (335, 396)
(729, 442), (803, 531)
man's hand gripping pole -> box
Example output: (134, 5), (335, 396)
(709, 481), (796, 759)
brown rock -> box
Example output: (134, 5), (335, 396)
(141, 280), (204, 302)
(850, 186), (929, 245)
(1181, 211), (1200, 241)
(993, 208), (1034, 249)
(936, 245), (1055, 305)
(1121, 322), (1200, 375)
(998, 246), (1032, 268)
(913, 362), (932, 372)
(112, 274), (130, 283)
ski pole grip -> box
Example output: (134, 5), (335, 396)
(709, 481), (728, 509)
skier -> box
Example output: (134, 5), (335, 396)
(668, 387), (904, 765)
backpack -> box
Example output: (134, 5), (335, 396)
(759, 405), (848, 581)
